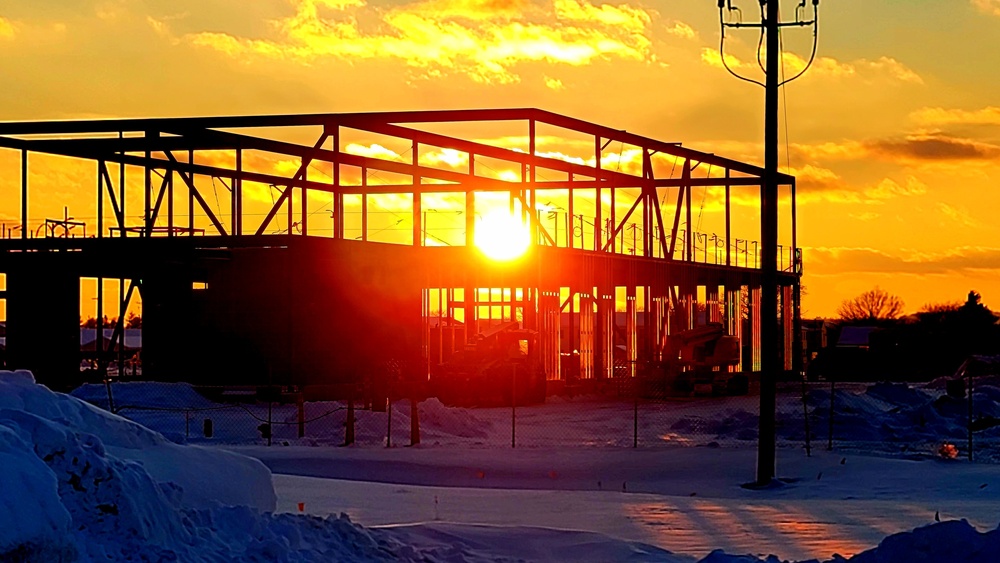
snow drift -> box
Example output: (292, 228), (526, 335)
(0, 370), (403, 561)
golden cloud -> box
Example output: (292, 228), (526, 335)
(344, 143), (405, 161)
(553, 0), (649, 32)
(544, 76), (564, 90)
(848, 211), (880, 222)
(865, 134), (1000, 162)
(699, 47), (741, 70)
(865, 176), (927, 200)
(937, 203), (981, 229)
(911, 106), (1000, 127)
(790, 165), (927, 205)
(973, 0), (1000, 16)
(665, 21), (695, 40)
(792, 131), (1000, 165)
(0, 17), (17, 40)
(790, 141), (866, 161)
(701, 48), (922, 84)
(182, 0), (655, 84)
(806, 246), (1000, 276)
(858, 56), (923, 84)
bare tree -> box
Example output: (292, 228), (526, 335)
(126, 312), (142, 329)
(837, 287), (905, 322)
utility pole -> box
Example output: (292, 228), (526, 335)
(760, 0), (780, 489)
(717, 0), (820, 486)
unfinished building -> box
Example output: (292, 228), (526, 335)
(0, 109), (801, 397)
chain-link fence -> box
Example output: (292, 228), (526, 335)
(71, 372), (1000, 462)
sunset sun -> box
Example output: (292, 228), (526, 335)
(475, 209), (531, 261)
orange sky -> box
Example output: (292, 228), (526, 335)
(2, 0), (1000, 319)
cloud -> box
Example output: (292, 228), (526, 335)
(344, 143), (405, 161)
(790, 165), (860, 204)
(806, 246), (1000, 276)
(782, 52), (855, 79)
(848, 211), (880, 222)
(792, 133), (1000, 164)
(0, 17), (17, 40)
(181, 0), (656, 84)
(790, 165), (926, 205)
(938, 203), (982, 229)
(700, 48), (922, 84)
(857, 57), (923, 84)
(790, 141), (866, 162)
(910, 106), (1000, 127)
(865, 133), (1000, 162)
(420, 148), (469, 169)
(665, 21), (695, 40)
(544, 76), (564, 90)
(552, 0), (649, 31)
(699, 47), (741, 70)
(865, 176), (927, 199)
(973, 0), (1000, 16)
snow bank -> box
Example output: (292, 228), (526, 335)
(8, 372), (275, 511)
(847, 519), (1000, 563)
(0, 412), (73, 559)
(383, 523), (688, 562)
(0, 371), (275, 559)
(662, 381), (1000, 456)
(701, 520), (1000, 563)
(72, 381), (218, 410)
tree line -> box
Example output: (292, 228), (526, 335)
(819, 287), (1000, 379)
(80, 312), (142, 329)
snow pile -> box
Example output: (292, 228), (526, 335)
(670, 407), (759, 441)
(73, 381), (218, 410)
(414, 398), (494, 439)
(662, 381), (1000, 456)
(0, 370), (416, 561)
(847, 519), (1000, 563)
(701, 520), (1000, 562)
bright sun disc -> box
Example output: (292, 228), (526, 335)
(475, 210), (531, 261)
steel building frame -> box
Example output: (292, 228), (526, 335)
(0, 109), (801, 391)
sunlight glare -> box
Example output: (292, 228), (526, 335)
(475, 209), (531, 261)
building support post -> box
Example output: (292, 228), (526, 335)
(20, 149), (27, 239)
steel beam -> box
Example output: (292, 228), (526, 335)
(20, 149), (27, 239)
(166, 153), (228, 236)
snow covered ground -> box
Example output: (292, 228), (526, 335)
(6, 371), (1000, 561)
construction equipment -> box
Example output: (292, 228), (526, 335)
(660, 322), (746, 396)
(430, 321), (546, 407)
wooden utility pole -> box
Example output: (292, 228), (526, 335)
(758, 0), (780, 487)
(717, 0), (820, 485)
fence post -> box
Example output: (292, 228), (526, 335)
(410, 396), (420, 446)
(267, 399), (273, 447)
(345, 395), (356, 446)
(386, 387), (393, 448)
(968, 370), (974, 462)
(297, 393), (305, 439)
(802, 378), (811, 457)
(827, 380), (835, 451)
(185, 410), (190, 440)
(633, 372), (639, 448)
(104, 377), (116, 414)
(511, 365), (517, 449)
